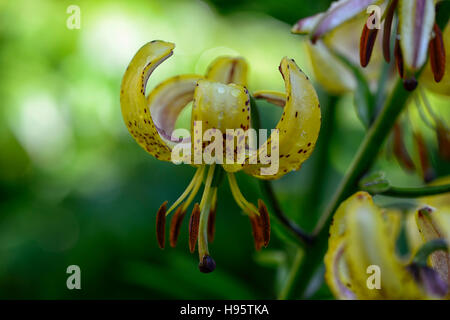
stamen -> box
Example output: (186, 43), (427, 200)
(181, 167), (206, 212)
(199, 255), (216, 273)
(249, 215), (264, 251)
(258, 199), (271, 247)
(197, 165), (216, 267)
(360, 14), (379, 67)
(227, 173), (259, 216)
(413, 131), (434, 183)
(436, 123), (450, 161)
(156, 201), (168, 249)
(429, 23), (446, 82)
(382, 0), (398, 62)
(169, 206), (186, 248)
(207, 188), (218, 243)
(393, 122), (415, 171)
(166, 166), (205, 215)
(188, 203), (200, 253)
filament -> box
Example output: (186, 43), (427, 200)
(166, 166), (205, 215)
(227, 173), (259, 216)
(198, 165), (216, 259)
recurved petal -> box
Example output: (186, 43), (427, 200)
(205, 57), (248, 87)
(344, 192), (424, 299)
(307, 41), (357, 94)
(244, 58), (321, 179)
(398, 0), (436, 72)
(291, 13), (324, 34)
(325, 192), (372, 299)
(148, 74), (203, 146)
(329, 192), (373, 244)
(120, 41), (175, 161)
(324, 236), (356, 299)
(310, 0), (379, 43)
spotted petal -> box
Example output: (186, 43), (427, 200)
(121, 41), (177, 161)
(245, 58), (321, 179)
(325, 192), (373, 299)
(310, 0), (379, 42)
(399, 0), (436, 72)
(205, 57), (248, 87)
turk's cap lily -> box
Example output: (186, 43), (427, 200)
(120, 40), (321, 179)
(325, 191), (450, 299)
(120, 40), (321, 272)
(292, 0), (447, 91)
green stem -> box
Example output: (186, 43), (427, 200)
(280, 79), (413, 299)
(380, 184), (450, 198)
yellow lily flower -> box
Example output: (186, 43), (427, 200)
(120, 41), (321, 272)
(292, 0), (447, 91)
(325, 191), (449, 299)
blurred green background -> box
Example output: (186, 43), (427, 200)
(0, 0), (448, 299)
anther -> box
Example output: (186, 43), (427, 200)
(414, 131), (434, 183)
(436, 123), (450, 161)
(360, 15), (379, 68)
(249, 215), (263, 251)
(207, 206), (217, 243)
(258, 200), (271, 248)
(169, 206), (186, 248)
(429, 23), (446, 82)
(393, 123), (415, 171)
(188, 203), (201, 253)
(156, 201), (168, 249)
